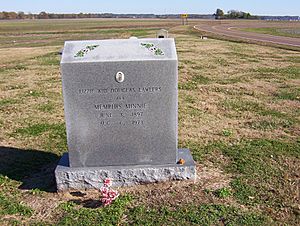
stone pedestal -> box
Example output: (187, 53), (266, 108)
(55, 149), (196, 191)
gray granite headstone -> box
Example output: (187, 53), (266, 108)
(157, 29), (169, 38)
(61, 38), (178, 168)
(55, 38), (196, 191)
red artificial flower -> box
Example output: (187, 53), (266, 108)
(100, 178), (119, 206)
(104, 178), (112, 187)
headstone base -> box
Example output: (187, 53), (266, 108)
(55, 149), (196, 191)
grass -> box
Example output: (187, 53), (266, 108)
(220, 98), (298, 135)
(0, 19), (176, 48)
(0, 192), (33, 217)
(185, 105), (203, 117)
(179, 74), (210, 90)
(57, 195), (269, 225)
(0, 64), (27, 73)
(14, 123), (64, 137)
(221, 98), (296, 124)
(221, 99), (260, 112)
(12, 122), (67, 154)
(224, 140), (300, 211)
(241, 27), (300, 38)
(58, 195), (132, 225)
(215, 58), (230, 66)
(184, 95), (196, 104)
(276, 88), (300, 101)
(128, 203), (269, 225)
(0, 98), (18, 107)
(178, 81), (198, 90)
(180, 140), (225, 163)
(246, 118), (293, 130)
(0, 176), (33, 219)
(0, 19), (175, 34)
(213, 187), (232, 198)
(0, 19), (300, 225)
(253, 66), (300, 79)
(38, 103), (55, 113)
(222, 129), (233, 137)
(216, 76), (244, 85)
(26, 90), (45, 98)
(189, 139), (300, 223)
(34, 52), (61, 66)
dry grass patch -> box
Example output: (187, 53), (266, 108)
(0, 46), (59, 64)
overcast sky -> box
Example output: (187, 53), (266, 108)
(1, 0), (299, 16)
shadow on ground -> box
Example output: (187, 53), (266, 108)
(0, 146), (59, 192)
(70, 198), (103, 209)
(66, 192), (103, 208)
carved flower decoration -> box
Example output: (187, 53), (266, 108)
(74, 44), (99, 57)
(141, 43), (164, 56)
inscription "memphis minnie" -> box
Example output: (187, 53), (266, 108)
(94, 103), (147, 110)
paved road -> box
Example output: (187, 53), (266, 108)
(194, 22), (300, 48)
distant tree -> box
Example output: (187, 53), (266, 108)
(78, 12), (85, 18)
(215, 8), (224, 19)
(17, 11), (26, 19)
(38, 11), (49, 19)
(48, 13), (55, 19)
(227, 10), (237, 18)
(243, 12), (251, 19)
(3, 11), (18, 19)
(226, 10), (253, 19)
(27, 12), (34, 19)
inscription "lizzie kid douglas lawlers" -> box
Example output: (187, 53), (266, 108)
(79, 86), (161, 94)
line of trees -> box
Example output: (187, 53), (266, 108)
(215, 9), (259, 19)
(0, 11), (126, 20)
(0, 11), (30, 19)
(0, 10), (260, 20)
(0, 11), (216, 20)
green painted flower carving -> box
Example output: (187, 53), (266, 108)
(74, 45), (99, 58)
(141, 43), (164, 56)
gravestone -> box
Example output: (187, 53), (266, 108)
(55, 38), (196, 191)
(156, 29), (168, 38)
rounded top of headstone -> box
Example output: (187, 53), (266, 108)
(61, 38), (177, 63)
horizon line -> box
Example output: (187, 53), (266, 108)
(1, 11), (299, 17)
